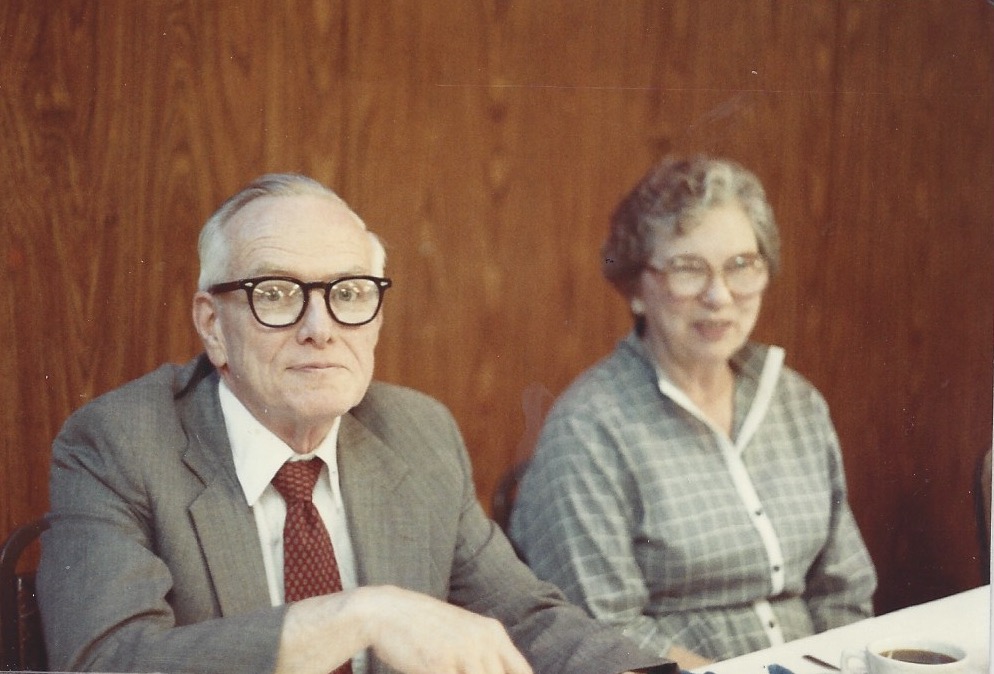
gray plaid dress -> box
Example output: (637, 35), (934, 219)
(509, 333), (876, 661)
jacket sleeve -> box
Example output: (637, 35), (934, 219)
(38, 372), (286, 673)
(426, 397), (673, 674)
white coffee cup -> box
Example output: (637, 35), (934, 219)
(840, 636), (968, 673)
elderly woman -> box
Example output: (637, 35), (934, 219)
(508, 155), (877, 669)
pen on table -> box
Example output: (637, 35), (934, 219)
(803, 654), (841, 671)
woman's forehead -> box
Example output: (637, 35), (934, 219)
(655, 204), (757, 257)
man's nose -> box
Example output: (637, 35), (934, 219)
(296, 289), (339, 341)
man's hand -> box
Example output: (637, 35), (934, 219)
(358, 586), (533, 674)
(275, 585), (533, 674)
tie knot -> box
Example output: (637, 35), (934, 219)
(272, 459), (323, 503)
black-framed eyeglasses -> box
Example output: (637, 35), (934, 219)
(208, 275), (392, 328)
(646, 252), (768, 299)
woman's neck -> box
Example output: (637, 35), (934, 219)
(651, 342), (736, 435)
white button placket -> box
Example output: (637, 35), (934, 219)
(655, 346), (788, 648)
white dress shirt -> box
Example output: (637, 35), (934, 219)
(218, 380), (367, 672)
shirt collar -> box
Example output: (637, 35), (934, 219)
(623, 330), (769, 388)
(218, 379), (342, 507)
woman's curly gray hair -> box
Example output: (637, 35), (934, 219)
(601, 155), (780, 300)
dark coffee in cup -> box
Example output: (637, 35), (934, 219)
(879, 648), (960, 665)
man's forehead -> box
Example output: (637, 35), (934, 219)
(229, 192), (366, 233)
(223, 193), (375, 274)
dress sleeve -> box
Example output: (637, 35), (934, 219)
(801, 395), (878, 630)
(509, 407), (702, 657)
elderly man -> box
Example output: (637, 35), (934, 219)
(37, 174), (674, 674)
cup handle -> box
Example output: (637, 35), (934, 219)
(840, 649), (868, 674)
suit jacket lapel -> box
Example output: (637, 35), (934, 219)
(178, 365), (272, 616)
(172, 359), (432, 616)
(338, 413), (429, 592)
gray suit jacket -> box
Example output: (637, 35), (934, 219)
(38, 356), (671, 674)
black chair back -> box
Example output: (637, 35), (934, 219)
(0, 518), (49, 672)
(491, 461), (530, 535)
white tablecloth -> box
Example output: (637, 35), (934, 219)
(692, 585), (990, 673)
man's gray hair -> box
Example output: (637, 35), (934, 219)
(197, 173), (387, 290)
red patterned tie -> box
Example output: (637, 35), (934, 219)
(272, 459), (353, 674)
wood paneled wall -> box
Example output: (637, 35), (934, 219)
(2, 1), (991, 615)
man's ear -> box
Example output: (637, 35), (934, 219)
(192, 291), (227, 368)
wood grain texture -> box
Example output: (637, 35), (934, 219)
(1, 0), (991, 615)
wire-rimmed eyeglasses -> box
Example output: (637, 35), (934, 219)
(645, 252), (768, 299)
(208, 275), (392, 328)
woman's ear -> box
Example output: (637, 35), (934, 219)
(630, 296), (646, 315)
(192, 291), (227, 368)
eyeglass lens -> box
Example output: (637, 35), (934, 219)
(663, 254), (768, 298)
(250, 277), (385, 327)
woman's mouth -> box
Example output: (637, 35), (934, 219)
(694, 320), (733, 341)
